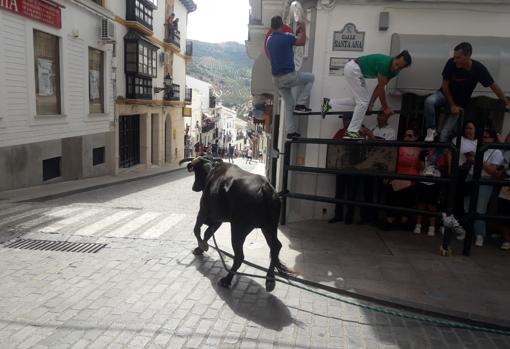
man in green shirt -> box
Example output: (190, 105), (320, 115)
(322, 51), (412, 139)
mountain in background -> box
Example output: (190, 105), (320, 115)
(187, 40), (253, 118)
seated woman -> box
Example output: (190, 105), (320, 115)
(414, 147), (447, 236)
(384, 128), (420, 229)
(469, 128), (505, 247)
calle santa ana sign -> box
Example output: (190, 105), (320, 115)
(333, 23), (365, 52)
(0, 0), (62, 28)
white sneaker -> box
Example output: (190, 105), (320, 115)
(501, 242), (510, 250)
(475, 235), (484, 247)
(413, 224), (422, 234)
(427, 226), (436, 237)
(425, 128), (437, 142)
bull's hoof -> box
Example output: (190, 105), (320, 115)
(265, 278), (276, 292)
(218, 277), (231, 288)
(198, 240), (209, 252)
(192, 247), (204, 255)
(439, 245), (452, 257)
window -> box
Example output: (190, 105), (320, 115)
(34, 30), (61, 115)
(88, 48), (104, 113)
(93, 147), (105, 165)
(126, 76), (152, 99)
(43, 157), (61, 181)
(137, 42), (157, 77)
(91, 0), (103, 5)
(127, 0), (153, 29)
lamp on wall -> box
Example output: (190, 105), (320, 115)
(154, 73), (173, 93)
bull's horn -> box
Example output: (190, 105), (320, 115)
(178, 157), (195, 166)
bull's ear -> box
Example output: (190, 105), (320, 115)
(222, 177), (234, 192)
(187, 163), (194, 172)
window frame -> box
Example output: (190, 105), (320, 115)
(88, 47), (105, 114)
(33, 29), (61, 116)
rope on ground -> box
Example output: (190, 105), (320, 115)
(209, 234), (510, 336)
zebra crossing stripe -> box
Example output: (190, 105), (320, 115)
(107, 212), (161, 238)
(139, 213), (186, 239)
(74, 210), (134, 236)
(0, 207), (47, 227)
(41, 208), (103, 233)
(0, 204), (33, 218)
(18, 206), (83, 230)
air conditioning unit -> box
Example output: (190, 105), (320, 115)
(100, 18), (116, 42)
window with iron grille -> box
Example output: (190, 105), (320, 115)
(43, 157), (61, 181)
(126, 0), (153, 30)
(126, 75), (152, 99)
(124, 31), (158, 99)
(93, 147), (105, 166)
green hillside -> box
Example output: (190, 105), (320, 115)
(187, 41), (253, 116)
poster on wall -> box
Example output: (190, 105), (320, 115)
(89, 70), (100, 99)
(329, 57), (349, 76)
(37, 58), (54, 96)
(333, 23), (365, 52)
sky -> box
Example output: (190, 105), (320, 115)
(187, 0), (250, 44)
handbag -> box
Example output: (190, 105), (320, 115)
(390, 179), (413, 192)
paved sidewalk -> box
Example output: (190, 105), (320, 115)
(1, 159), (509, 332)
(0, 163), (184, 203)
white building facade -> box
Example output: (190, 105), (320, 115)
(0, 0), (196, 191)
(0, 0), (116, 190)
(247, 0), (510, 222)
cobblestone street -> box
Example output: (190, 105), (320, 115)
(0, 160), (509, 348)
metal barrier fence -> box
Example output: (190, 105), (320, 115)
(463, 142), (510, 255)
(276, 110), (487, 255)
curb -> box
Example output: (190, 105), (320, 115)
(19, 167), (187, 203)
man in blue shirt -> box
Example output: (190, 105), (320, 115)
(266, 16), (314, 139)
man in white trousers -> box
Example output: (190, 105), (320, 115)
(322, 51), (412, 139)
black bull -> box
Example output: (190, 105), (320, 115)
(179, 156), (289, 292)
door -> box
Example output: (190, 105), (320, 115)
(119, 115), (140, 168)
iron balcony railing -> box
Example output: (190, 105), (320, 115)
(164, 24), (180, 47)
(164, 83), (180, 101)
(184, 87), (192, 103)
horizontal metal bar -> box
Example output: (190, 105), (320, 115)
(301, 110), (400, 116)
(478, 178), (510, 186)
(286, 165), (452, 183)
(287, 138), (456, 149)
(284, 192), (443, 218)
(478, 142), (510, 152)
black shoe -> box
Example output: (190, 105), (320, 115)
(286, 132), (301, 139)
(328, 216), (344, 223)
(294, 105), (311, 114)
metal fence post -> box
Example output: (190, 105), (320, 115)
(280, 140), (291, 225)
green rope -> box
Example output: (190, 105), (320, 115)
(209, 235), (510, 336)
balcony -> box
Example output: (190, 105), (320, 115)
(126, 0), (154, 32)
(209, 96), (216, 109)
(184, 87), (192, 103)
(164, 83), (180, 101)
(164, 24), (180, 48)
(185, 40), (193, 56)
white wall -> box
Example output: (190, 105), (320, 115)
(289, 1), (510, 222)
(0, 2), (114, 148)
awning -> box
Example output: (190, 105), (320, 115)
(389, 34), (510, 95)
